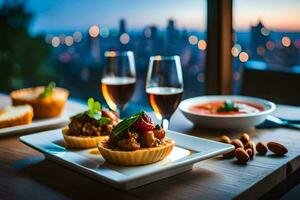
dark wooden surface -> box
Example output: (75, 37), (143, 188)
(1, 98), (300, 200)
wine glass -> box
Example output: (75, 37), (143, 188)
(146, 55), (184, 130)
(101, 51), (136, 117)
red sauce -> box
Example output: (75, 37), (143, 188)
(189, 101), (264, 115)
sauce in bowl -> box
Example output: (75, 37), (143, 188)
(189, 101), (264, 115)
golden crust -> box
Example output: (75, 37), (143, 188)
(10, 87), (69, 119)
(0, 105), (33, 129)
(97, 138), (175, 166)
(62, 127), (108, 149)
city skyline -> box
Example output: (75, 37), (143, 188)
(10, 0), (300, 34)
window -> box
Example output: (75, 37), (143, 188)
(0, 0), (207, 110)
(232, 0), (300, 94)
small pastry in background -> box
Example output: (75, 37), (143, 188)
(10, 82), (69, 119)
(62, 98), (119, 149)
(0, 105), (33, 128)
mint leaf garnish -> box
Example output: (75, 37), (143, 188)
(97, 117), (111, 126)
(217, 100), (239, 112)
(111, 112), (143, 137)
(155, 124), (161, 130)
(71, 97), (116, 126)
(86, 97), (102, 120)
(38, 81), (56, 98)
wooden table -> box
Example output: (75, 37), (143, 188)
(1, 97), (300, 200)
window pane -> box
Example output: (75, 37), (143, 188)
(0, 0), (207, 109)
(232, 0), (300, 95)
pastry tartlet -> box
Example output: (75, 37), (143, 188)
(62, 98), (119, 149)
(62, 127), (109, 149)
(10, 82), (69, 119)
(97, 112), (175, 166)
(0, 105), (33, 128)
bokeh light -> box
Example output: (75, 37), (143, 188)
(188, 35), (198, 45)
(100, 27), (110, 38)
(105, 51), (117, 57)
(239, 52), (249, 62)
(231, 47), (239, 57)
(234, 44), (242, 52)
(89, 25), (100, 38)
(73, 31), (82, 42)
(65, 36), (74, 46)
(261, 27), (270, 36)
(197, 73), (205, 82)
(51, 36), (60, 47)
(256, 46), (265, 56)
(266, 41), (275, 50)
(294, 39), (300, 48)
(197, 40), (207, 50)
(231, 44), (242, 57)
(120, 33), (130, 44)
(281, 36), (291, 47)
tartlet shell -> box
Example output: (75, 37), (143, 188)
(10, 87), (69, 119)
(62, 127), (108, 149)
(0, 105), (33, 128)
(97, 138), (175, 166)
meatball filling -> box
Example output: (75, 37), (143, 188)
(108, 113), (166, 151)
(68, 110), (118, 137)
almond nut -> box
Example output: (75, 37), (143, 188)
(267, 142), (288, 155)
(256, 142), (268, 155)
(246, 148), (253, 158)
(235, 147), (250, 164)
(220, 135), (231, 144)
(240, 133), (250, 145)
(245, 141), (255, 158)
(231, 139), (244, 149)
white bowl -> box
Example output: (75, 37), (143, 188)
(179, 95), (276, 130)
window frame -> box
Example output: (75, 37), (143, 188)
(206, 0), (233, 94)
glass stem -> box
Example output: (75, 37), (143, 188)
(161, 118), (169, 130)
(117, 106), (123, 119)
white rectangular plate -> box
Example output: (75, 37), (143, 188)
(20, 129), (234, 190)
(0, 117), (69, 137)
(0, 99), (87, 137)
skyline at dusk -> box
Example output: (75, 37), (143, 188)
(233, 0), (300, 31)
(4, 0), (298, 34)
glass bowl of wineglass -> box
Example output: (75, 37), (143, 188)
(101, 51), (136, 117)
(146, 55), (184, 130)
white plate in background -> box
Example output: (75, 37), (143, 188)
(0, 95), (87, 136)
(0, 117), (69, 137)
(20, 129), (233, 190)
